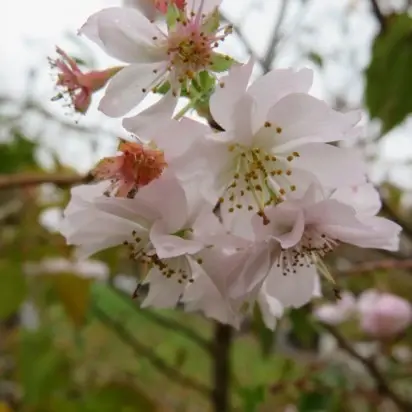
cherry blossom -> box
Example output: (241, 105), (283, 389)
(49, 46), (122, 113)
(124, 0), (186, 20)
(358, 290), (412, 339)
(314, 292), (357, 325)
(79, 1), (232, 119)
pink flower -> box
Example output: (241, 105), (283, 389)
(91, 139), (167, 198)
(50, 47), (122, 113)
(314, 292), (356, 325)
(358, 290), (412, 339)
(79, 2), (231, 119)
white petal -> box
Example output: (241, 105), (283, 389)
(248, 68), (313, 132)
(81, 7), (164, 63)
(266, 264), (318, 308)
(209, 59), (254, 130)
(142, 268), (184, 308)
(258, 285), (284, 330)
(135, 171), (188, 233)
(186, 0), (222, 15)
(150, 220), (204, 258)
(122, 91), (177, 136)
(99, 62), (168, 117)
(292, 144), (366, 189)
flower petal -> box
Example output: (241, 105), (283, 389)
(209, 59), (254, 130)
(99, 62), (168, 117)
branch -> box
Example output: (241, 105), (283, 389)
(0, 172), (92, 190)
(211, 323), (233, 412)
(369, 0), (386, 31)
(322, 323), (412, 411)
(262, 0), (289, 73)
(92, 303), (212, 397)
(339, 259), (412, 275)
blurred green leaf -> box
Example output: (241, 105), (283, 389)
(239, 385), (266, 412)
(365, 13), (412, 132)
(288, 307), (319, 350)
(0, 262), (26, 320)
(252, 305), (276, 357)
(308, 51), (323, 67)
(0, 131), (37, 173)
(298, 391), (329, 412)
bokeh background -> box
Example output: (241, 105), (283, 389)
(1, 0), (412, 411)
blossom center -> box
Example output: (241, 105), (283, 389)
(218, 143), (300, 223)
(276, 227), (339, 276)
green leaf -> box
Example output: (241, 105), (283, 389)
(308, 51), (323, 67)
(298, 391), (329, 412)
(0, 262), (26, 320)
(365, 13), (412, 132)
(210, 53), (236, 72)
(238, 385), (266, 412)
(288, 307), (319, 350)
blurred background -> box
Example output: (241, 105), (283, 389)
(1, 0), (412, 411)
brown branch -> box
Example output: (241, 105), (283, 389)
(339, 259), (412, 275)
(0, 172), (93, 190)
(211, 323), (233, 412)
(262, 0), (289, 73)
(322, 323), (412, 411)
(92, 303), (212, 398)
(369, 0), (386, 31)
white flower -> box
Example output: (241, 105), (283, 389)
(358, 290), (412, 338)
(330, 183), (401, 251)
(314, 292), (357, 325)
(80, 1), (230, 120)
(251, 184), (398, 309)
(60, 171), (213, 308)
(202, 60), (366, 224)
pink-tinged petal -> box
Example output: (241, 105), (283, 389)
(135, 171), (188, 232)
(331, 183), (381, 216)
(124, 0), (157, 20)
(141, 268), (184, 308)
(292, 144), (366, 188)
(229, 244), (273, 299)
(81, 7), (164, 63)
(266, 264), (318, 308)
(186, 0), (222, 15)
(262, 94), (360, 150)
(209, 59), (254, 130)
(99, 62), (167, 117)
(314, 292), (356, 325)
(253, 204), (305, 248)
(122, 90), (177, 136)
(150, 220), (204, 258)
(248, 68), (313, 132)
(231, 94), (255, 146)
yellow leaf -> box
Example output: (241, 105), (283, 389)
(0, 402), (12, 412)
(50, 274), (92, 326)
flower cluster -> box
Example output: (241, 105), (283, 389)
(58, 0), (401, 329)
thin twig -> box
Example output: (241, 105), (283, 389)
(262, 0), (289, 72)
(339, 259), (412, 275)
(112, 287), (212, 353)
(211, 323), (233, 412)
(369, 0), (386, 31)
(0, 172), (92, 190)
(92, 303), (212, 397)
(322, 323), (412, 412)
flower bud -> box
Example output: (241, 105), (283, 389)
(358, 290), (412, 339)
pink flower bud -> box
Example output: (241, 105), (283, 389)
(358, 290), (412, 339)
(49, 47), (122, 114)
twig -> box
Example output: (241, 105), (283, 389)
(339, 259), (412, 275)
(92, 303), (212, 397)
(0, 172), (92, 190)
(112, 287), (212, 353)
(369, 0), (386, 31)
(262, 0), (289, 73)
(211, 323), (233, 412)
(322, 323), (412, 412)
